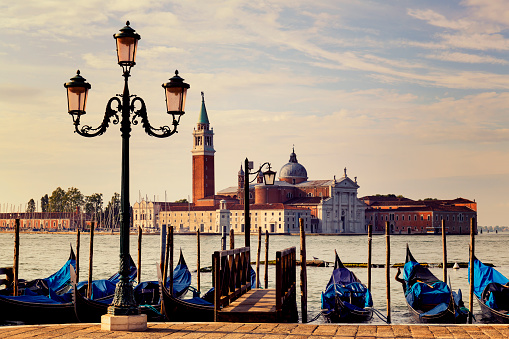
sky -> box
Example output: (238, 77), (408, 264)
(1, 0), (509, 226)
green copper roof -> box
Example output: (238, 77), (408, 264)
(198, 91), (209, 124)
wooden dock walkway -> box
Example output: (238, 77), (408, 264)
(217, 289), (277, 323)
(213, 247), (297, 323)
(1, 322), (509, 338)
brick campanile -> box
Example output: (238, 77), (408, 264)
(192, 92), (215, 203)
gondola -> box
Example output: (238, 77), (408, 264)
(157, 263), (214, 322)
(72, 250), (192, 323)
(0, 247), (76, 298)
(470, 257), (509, 323)
(402, 245), (468, 323)
(0, 248), (77, 324)
(320, 250), (373, 322)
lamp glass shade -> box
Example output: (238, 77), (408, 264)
(164, 86), (187, 113)
(67, 86), (89, 114)
(263, 169), (276, 185)
(116, 36), (138, 66)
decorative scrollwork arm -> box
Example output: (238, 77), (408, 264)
(131, 96), (179, 138)
(74, 97), (121, 137)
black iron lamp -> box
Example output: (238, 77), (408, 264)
(244, 159), (276, 249)
(113, 21), (141, 72)
(64, 21), (189, 317)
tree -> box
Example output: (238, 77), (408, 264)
(104, 193), (120, 228)
(175, 198), (188, 203)
(26, 199), (36, 213)
(48, 187), (66, 212)
(65, 187), (84, 212)
(85, 193), (103, 215)
(41, 194), (49, 212)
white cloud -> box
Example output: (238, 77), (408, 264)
(425, 52), (508, 65)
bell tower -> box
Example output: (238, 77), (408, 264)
(192, 92), (215, 204)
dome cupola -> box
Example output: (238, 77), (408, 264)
(279, 147), (307, 185)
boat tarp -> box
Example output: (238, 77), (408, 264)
(321, 281), (373, 311)
(172, 252), (191, 297)
(0, 294), (64, 304)
(107, 254), (137, 283)
(326, 267), (360, 289)
(45, 255), (76, 293)
(469, 258), (509, 298)
(182, 296), (213, 306)
(403, 261), (439, 286)
(405, 281), (451, 312)
(75, 279), (117, 300)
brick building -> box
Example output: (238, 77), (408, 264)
(362, 196), (477, 234)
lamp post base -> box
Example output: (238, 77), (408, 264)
(101, 313), (147, 331)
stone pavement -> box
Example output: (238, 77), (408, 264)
(1, 322), (509, 338)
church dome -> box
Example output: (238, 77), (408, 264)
(279, 148), (307, 184)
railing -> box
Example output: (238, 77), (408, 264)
(276, 247), (296, 314)
(213, 247), (251, 317)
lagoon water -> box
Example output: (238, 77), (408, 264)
(0, 232), (507, 324)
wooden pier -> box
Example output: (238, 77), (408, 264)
(213, 246), (297, 323)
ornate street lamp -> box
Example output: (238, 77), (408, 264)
(64, 22), (189, 318)
(243, 158), (276, 249)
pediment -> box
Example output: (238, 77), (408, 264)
(334, 176), (359, 189)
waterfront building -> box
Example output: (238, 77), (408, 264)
(0, 212), (95, 231)
(362, 196), (477, 234)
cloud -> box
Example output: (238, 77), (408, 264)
(425, 52), (509, 65)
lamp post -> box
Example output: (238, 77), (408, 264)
(243, 158), (276, 249)
(64, 22), (189, 317)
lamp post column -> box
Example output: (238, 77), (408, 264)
(244, 157), (250, 249)
(109, 72), (137, 315)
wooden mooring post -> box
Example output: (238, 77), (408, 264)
(469, 217), (476, 324)
(76, 229), (80, 283)
(169, 226), (174, 297)
(197, 229), (201, 293)
(299, 218), (307, 323)
(87, 221), (94, 299)
(163, 226), (170, 285)
(230, 229), (235, 250)
(160, 222), (167, 272)
(442, 220), (447, 283)
(137, 225), (142, 284)
(221, 226), (227, 250)
(367, 224), (372, 292)
(264, 230), (269, 289)
(385, 221), (391, 324)
(13, 219), (19, 296)
(256, 227), (261, 288)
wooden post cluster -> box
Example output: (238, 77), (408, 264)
(299, 218), (307, 323)
(385, 221), (391, 324)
